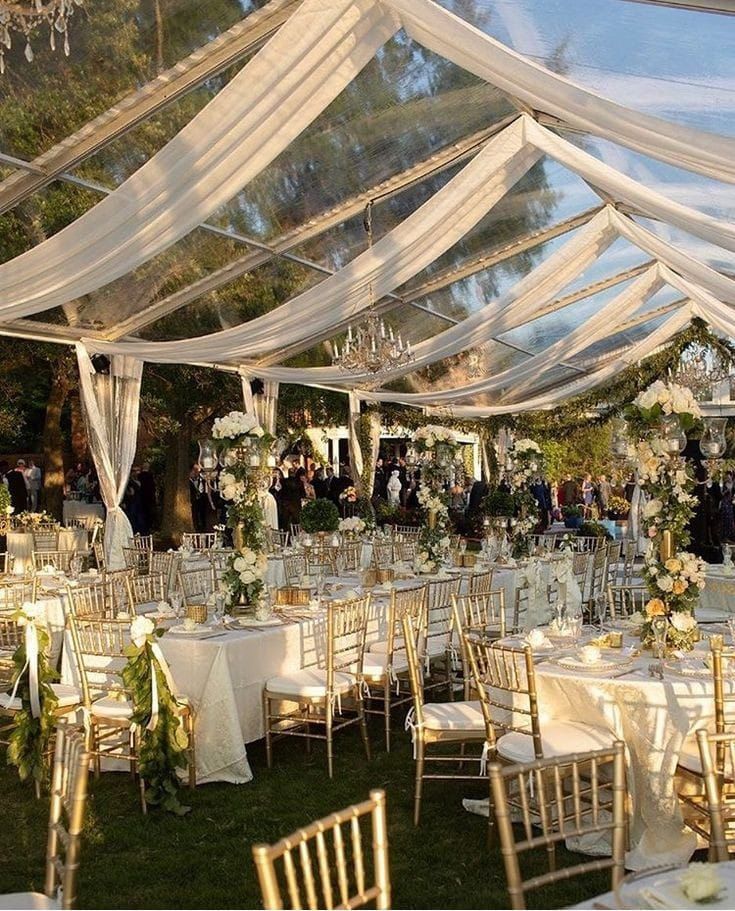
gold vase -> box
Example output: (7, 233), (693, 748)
(233, 522), (245, 551)
(428, 509), (437, 530)
(659, 529), (674, 564)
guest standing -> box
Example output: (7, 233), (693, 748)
(24, 459), (41, 512)
(280, 469), (303, 530)
(189, 463), (207, 533)
(387, 470), (402, 506)
(7, 460), (28, 514)
(138, 461), (157, 533)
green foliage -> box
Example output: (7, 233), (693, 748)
(482, 489), (515, 517)
(578, 521), (613, 541)
(0, 486), (10, 515)
(562, 505), (582, 518)
(122, 632), (190, 816)
(300, 498), (340, 533)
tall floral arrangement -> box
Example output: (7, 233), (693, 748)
(415, 486), (451, 573)
(506, 437), (542, 555)
(213, 411), (272, 608)
(508, 438), (543, 488)
(626, 381), (706, 649)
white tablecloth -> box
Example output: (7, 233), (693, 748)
(535, 655), (726, 870)
(8, 528), (87, 574)
(62, 501), (105, 526)
(700, 566), (735, 614)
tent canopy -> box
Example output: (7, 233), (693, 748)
(1, 0), (734, 415)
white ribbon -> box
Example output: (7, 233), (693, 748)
(0, 616), (41, 718)
(404, 706), (422, 759)
(146, 640), (179, 732)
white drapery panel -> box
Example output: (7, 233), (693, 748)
(347, 392), (364, 489)
(386, 0), (735, 183)
(420, 306), (692, 417)
(84, 118), (539, 363)
(0, 0), (399, 318)
(363, 264), (664, 405)
(241, 376), (256, 415)
(523, 117), (735, 253)
(75, 345), (143, 570)
(240, 374), (278, 434)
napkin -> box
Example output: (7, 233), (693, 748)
(342, 589), (360, 601)
(524, 628), (551, 650)
(155, 601), (176, 618)
(308, 599), (321, 610)
(87, 568), (99, 577)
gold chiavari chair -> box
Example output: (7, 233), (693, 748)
(393, 525), (421, 542)
(32, 549), (76, 574)
(512, 582), (559, 636)
(620, 539), (638, 586)
(263, 595), (371, 778)
(694, 729), (735, 861)
(66, 581), (114, 619)
(572, 551), (590, 592)
(393, 540), (417, 564)
(181, 531), (219, 551)
(402, 612), (492, 825)
(68, 614), (196, 805)
(126, 572), (167, 613)
(283, 552), (308, 586)
(338, 539), (362, 573)
(606, 584), (649, 621)
(92, 540), (106, 571)
(451, 591), (506, 699)
(177, 566), (215, 606)
(0, 552), (14, 575)
(290, 523), (302, 540)
(32, 528), (59, 553)
(122, 546), (152, 576)
(265, 528), (289, 554)
(0, 576), (37, 611)
(305, 545), (338, 577)
(0, 725), (91, 910)
(606, 540), (623, 587)
(364, 583), (427, 751)
(150, 550), (179, 596)
(583, 546), (609, 611)
(468, 567), (494, 596)
(572, 535), (601, 554)
(488, 742), (627, 910)
(131, 534), (153, 551)
(372, 540), (394, 569)
(423, 575), (462, 698)
(209, 548), (231, 578)
(252, 789), (390, 911)
(103, 567), (136, 615)
(475, 642), (615, 765)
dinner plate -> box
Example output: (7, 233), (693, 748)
(237, 617), (282, 627)
(167, 624), (223, 639)
(617, 863), (735, 910)
(556, 655), (627, 673)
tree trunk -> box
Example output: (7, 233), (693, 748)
(69, 391), (87, 462)
(160, 419), (192, 545)
(41, 376), (69, 519)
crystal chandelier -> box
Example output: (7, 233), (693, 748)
(673, 342), (731, 401)
(331, 201), (414, 378)
(0, 1), (83, 74)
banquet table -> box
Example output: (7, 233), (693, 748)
(533, 645), (728, 870)
(62, 500), (105, 526)
(700, 565), (735, 614)
(8, 527), (88, 574)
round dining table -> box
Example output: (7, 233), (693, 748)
(7, 527), (88, 574)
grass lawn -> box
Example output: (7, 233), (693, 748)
(1, 725), (611, 909)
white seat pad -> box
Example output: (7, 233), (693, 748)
(422, 700), (485, 732)
(1, 683), (80, 712)
(91, 695), (134, 720)
(0, 892), (57, 909)
(362, 652), (409, 679)
(497, 720), (615, 764)
(265, 668), (355, 699)
(368, 638), (403, 655)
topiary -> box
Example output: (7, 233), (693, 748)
(301, 498), (340, 533)
(579, 521), (613, 541)
(482, 488), (515, 517)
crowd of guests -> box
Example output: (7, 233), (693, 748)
(64, 462), (101, 504)
(0, 458), (43, 513)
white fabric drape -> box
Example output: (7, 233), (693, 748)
(84, 118), (539, 363)
(260, 381), (279, 436)
(417, 306), (692, 416)
(75, 345), (143, 570)
(0, 0), (399, 318)
(347, 392), (364, 487)
(386, 0), (735, 182)
(240, 376), (256, 415)
(361, 264), (664, 404)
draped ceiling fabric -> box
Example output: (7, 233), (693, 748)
(2, 0), (735, 418)
(75, 345), (143, 569)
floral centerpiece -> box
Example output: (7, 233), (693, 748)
(509, 438), (543, 486)
(339, 516), (366, 537)
(14, 510), (54, 529)
(412, 424), (458, 454)
(123, 617), (191, 815)
(212, 410), (273, 609)
(415, 486), (451, 573)
(627, 380), (704, 650)
(339, 486), (358, 504)
(607, 494), (630, 520)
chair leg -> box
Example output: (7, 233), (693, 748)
(326, 709), (334, 779)
(263, 691), (273, 769)
(186, 713), (196, 788)
(357, 690), (371, 762)
(414, 739), (425, 827)
(384, 680), (391, 753)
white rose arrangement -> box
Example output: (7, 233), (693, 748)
(633, 379), (702, 421)
(339, 516), (366, 534)
(130, 615), (156, 647)
(679, 863), (724, 903)
(412, 424), (458, 450)
(212, 410), (264, 440)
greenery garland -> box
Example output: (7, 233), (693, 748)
(6, 606), (58, 786)
(122, 619), (191, 815)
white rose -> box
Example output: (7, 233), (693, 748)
(636, 388), (657, 410)
(680, 864), (724, 903)
(670, 612), (696, 632)
(240, 570), (256, 584)
(643, 499), (663, 518)
(130, 616), (155, 647)
(242, 549), (257, 565)
(252, 425), (265, 438)
(233, 557), (247, 572)
(657, 575), (674, 592)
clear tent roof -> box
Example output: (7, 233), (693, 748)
(0, 0), (734, 414)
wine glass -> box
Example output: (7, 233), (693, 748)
(651, 616), (669, 679)
(170, 590), (183, 620)
(595, 593), (607, 632)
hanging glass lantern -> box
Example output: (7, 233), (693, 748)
(435, 442), (452, 468)
(611, 418), (629, 457)
(700, 417), (727, 459)
(659, 415), (685, 455)
(198, 439), (218, 478)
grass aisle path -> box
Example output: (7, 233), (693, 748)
(1, 727), (608, 908)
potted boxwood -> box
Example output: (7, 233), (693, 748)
(578, 521), (613, 542)
(562, 504), (583, 530)
(300, 498), (340, 534)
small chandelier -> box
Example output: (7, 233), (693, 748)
(331, 200), (414, 378)
(0, 1), (83, 74)
(673, 342), (731, 401)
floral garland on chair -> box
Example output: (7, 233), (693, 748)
(122, 617), (191, 815)
(213, 411), (273, 609)
(4, 603), (58, 786)
(625, 381), (706, 650)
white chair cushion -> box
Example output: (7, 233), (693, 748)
(425, 638), (450, 657)
(265, 668), (355, 699)
(497, 720), (615, 764)
(678, 739), (703, 775)
(0, 683), (80, 712)
(362, 652), (409, 680)
(368, 638), (403, 655)
(0, 893), (57, 909)
(91, 695), (134, 720)
(421, 700), (485, 732)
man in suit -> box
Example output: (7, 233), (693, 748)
(7, 460), (28, 514)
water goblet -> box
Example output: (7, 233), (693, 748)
(651, 615), (669, 679)
(595, 593), (607, 632)
(170, 591), (183, 620)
